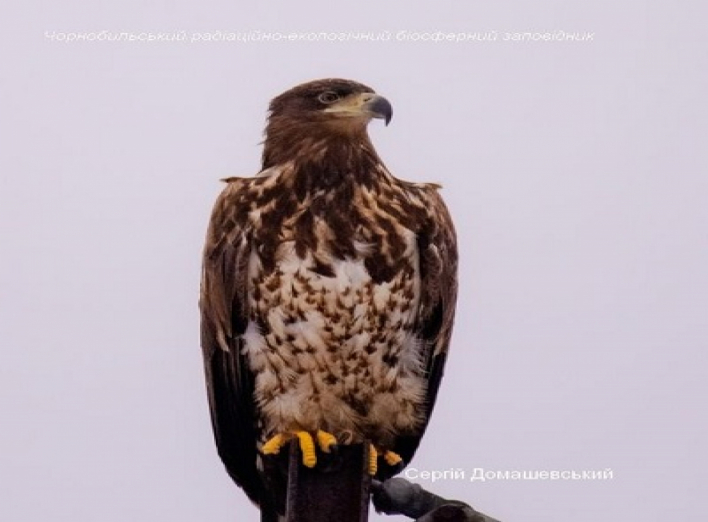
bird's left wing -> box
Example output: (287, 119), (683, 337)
(200, 179), (264, 505)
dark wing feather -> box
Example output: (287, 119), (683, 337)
(199, 181), (266, 506)
(390, 186), (458, 472)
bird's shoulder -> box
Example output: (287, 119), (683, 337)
(208, 165), (290, 220)
(219, 164), (289, 192)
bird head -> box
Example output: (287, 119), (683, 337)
(267, 78), (393, 132)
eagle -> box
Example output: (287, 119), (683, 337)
(200, 78), (458, 517)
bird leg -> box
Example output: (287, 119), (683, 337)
(369, 444), (378, 475)
(383, 450), (403, 466)
(263, 431), (403, 472)
(262, 430), (339, 468)
(316, 430), (337, 453)
(295, 431), (317, 468)
(368, 445), (403, 475)
(261, 433), (289, 455)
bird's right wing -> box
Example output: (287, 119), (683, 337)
(200, 179), (264, 505)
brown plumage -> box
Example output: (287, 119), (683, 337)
(200, 78), (457, 515)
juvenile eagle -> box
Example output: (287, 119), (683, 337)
(200, 78), (457, 514)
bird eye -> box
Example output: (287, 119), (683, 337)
(318, 91), (340, 104)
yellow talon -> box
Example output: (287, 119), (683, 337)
(384, 450), (403, 466)
(262, 433), (288, 455)
(316, 430), (337, 453)
(369, 444), (378, 475)
(295, 431), (317, 468)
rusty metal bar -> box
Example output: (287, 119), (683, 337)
(285, 441), (371, 522)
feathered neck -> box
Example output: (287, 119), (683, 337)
(261, 116), (383, 176)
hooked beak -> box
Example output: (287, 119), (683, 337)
(360, 93), (393, 126)
(323, 92), (393, 126)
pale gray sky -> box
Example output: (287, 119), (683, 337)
(1, 1), (707, 521)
